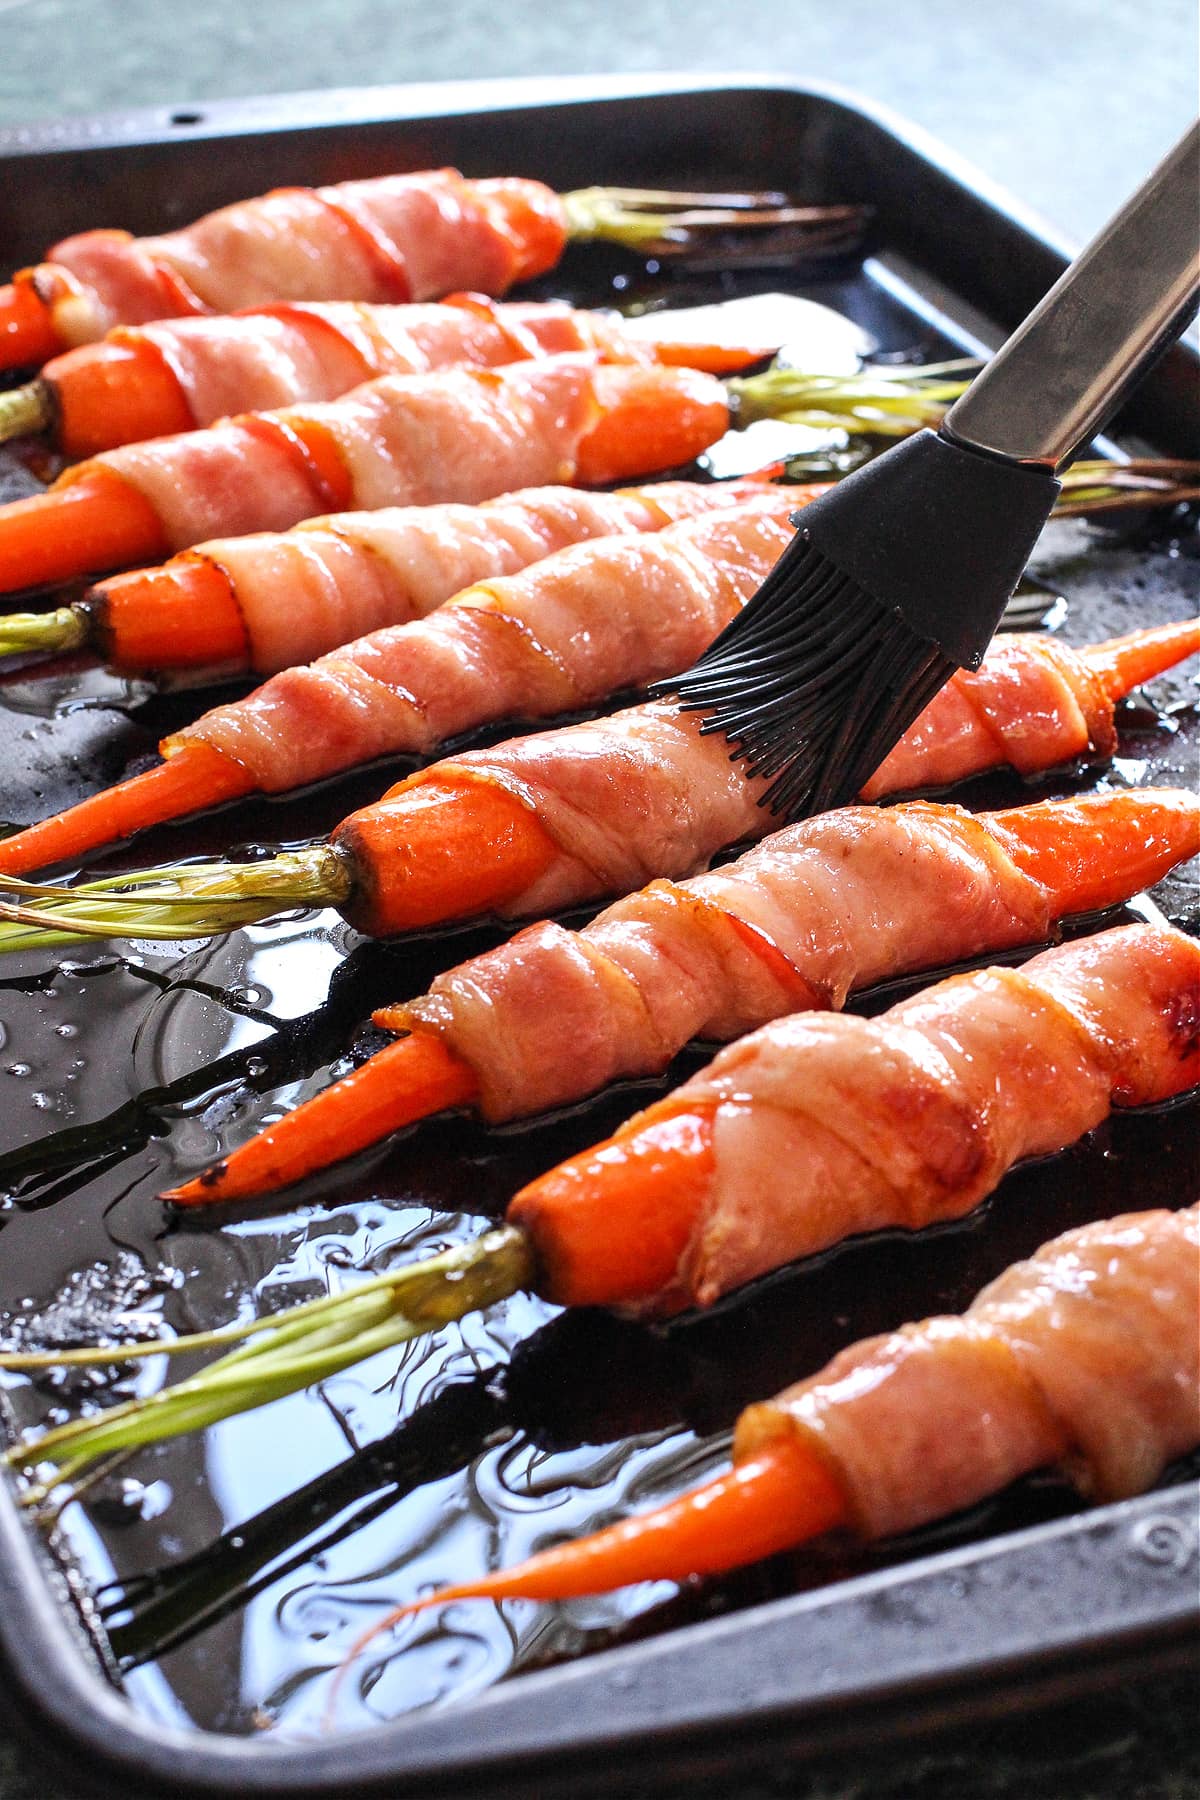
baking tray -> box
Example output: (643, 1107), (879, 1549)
(0, 75), (1197, 1799)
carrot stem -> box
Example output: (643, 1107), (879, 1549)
(163, 1031), (478, 1207)
(0, 606), (89, 660)
(1, 1225), (535, 1504)
(0, 467), (166, 594)
(0, 741), (256, 879)
(0, 382), (53, 443)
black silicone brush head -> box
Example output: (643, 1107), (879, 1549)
(666, 537), (957, 819)
(655, 428), (1061, 822)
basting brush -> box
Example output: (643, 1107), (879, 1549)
(657, 122), (1200, 822)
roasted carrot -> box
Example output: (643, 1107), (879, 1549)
(0, 175), (865, 374)
(0, 278), (64, 368)
(1084, 618), (1200, 701)
(8, 950), (1196, 1518)
(331, 776), (561, 937)
(1, 623), (1195, 938)
(87, 557), (249, 670)
(0, 358), (733, 596)
(0, 352), (977, 596)
(0, 297), (783, 460)
(158, 788), (1200, 1208)
(0, 466), (166, 593)
(41, 336), (196, 456)
(0, 487), (812, 874)
(181, 1032), (478, 1203)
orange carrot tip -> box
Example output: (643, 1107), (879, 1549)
(0, 742), (256, 880)
(163, 1031), (478, 1207)
(328, 1436), (847, 1714)
(1083, 617), (1200, 701)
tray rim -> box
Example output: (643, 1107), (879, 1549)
(0, 70), (1197, 1798)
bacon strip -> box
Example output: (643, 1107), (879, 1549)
(386, 631), (1144, 919)
(171, 494), (801, 777)
(643, 922), (1200, 1311)
(110, 298), (641, 429)
(736, 1201), (1199, 1535)
(386, 800), (1070, 1120)
(38, 172), (567, 344)
(74, 356), (606, 552)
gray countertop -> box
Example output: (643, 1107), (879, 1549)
(2, 2), (1198, 1795)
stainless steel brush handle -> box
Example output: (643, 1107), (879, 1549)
(942, 121), (1200, 469)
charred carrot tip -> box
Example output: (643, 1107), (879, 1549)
(0, 741), (256, 878)
(163, 1030), (479, 1206)
(0, 280), (62, 370)
(509, 1101), (716, 1310)
(0, 466), (166, 595)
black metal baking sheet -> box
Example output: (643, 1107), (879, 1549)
(0, 75), (1197, 1800)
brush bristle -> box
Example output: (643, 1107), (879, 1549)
(653, 530), (956, 821)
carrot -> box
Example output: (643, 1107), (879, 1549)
(87, 555), (249, 670)
(332, 774), (560, 937)
(989, 788), (1200, 914)
(0, 279), (62, 368)
(1083, 617), (1200, 700)
(343, 1436), (844, 1640)
(163, 1032), (478, 1207)
(646, 339), (775, 376)
(0, 466), (166, 594)
(47, 336), (196, 457)
(0, 741), (255, 878)
(474, 177), (571, 285)
(574, 364), (731, 485)
(511, 1099), (717, 1308)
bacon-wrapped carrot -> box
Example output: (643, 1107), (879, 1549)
(159, 787), (1199, 1204)
(0, 171), (863, 370)
(0, 476), (800, 684)
(0, 294), (776, 458)
(0, 353), (734, 594)
(0, 621), (1193, 950)
(334, 1200), (1199, 1648)
(0, 357), (966, 595)
(0, 489), (812, 874)
(4, 925), (1195, 1493)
